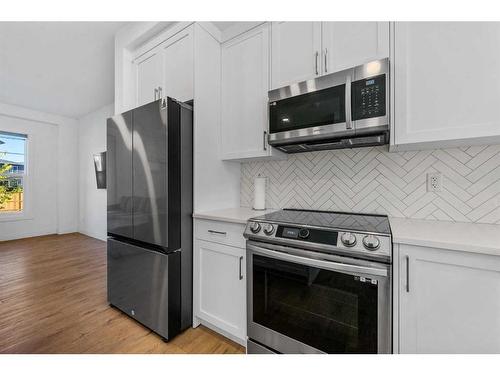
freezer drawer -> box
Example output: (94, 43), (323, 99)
(107, 238), (181, 340)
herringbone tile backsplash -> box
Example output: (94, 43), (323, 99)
(240, 144), (500, 224)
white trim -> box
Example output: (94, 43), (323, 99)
(220, 22), (266, 43)
(131, 22), (193, 61)
(196, 22), (222, 42)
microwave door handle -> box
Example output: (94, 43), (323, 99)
(247, 243), (387, 277)
(345, 75), (352, 130)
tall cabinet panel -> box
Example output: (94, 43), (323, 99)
(322, 22), (389, 72)
(270, 22), (321, 89)
(132, 100), (168, 247)
(135, 51), (163, 106)
(106, 112), (133, 239)
(221, 25), (272, 160)
(393, 22), (500, 149)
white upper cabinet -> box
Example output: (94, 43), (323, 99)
(398, 244), (500, 353)
(162, 27), (194, 102)
(322, 22), (389, 72)
(392, 22), (500, 150)
(221, 24), (283, 161)
(133, 25), (194, 108)
(270, 22), (389, 89)
(270, 22), (322, 89)
(135, 50), (163, 106)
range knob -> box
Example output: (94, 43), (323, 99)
(341, 232), (357, 247)
(298, 228), (310, 239)
(262, 223), (275, 236)
(249, 222), (261, 234)
(362, 235), (380, 251)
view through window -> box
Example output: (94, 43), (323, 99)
(0, 131), (27, 212)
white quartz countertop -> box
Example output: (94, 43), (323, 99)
(389, 217), (500, 256)
(194, 208), (500, 256)
(193, 207), (277, 225)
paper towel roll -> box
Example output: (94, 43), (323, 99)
(253, 176), (267, 210)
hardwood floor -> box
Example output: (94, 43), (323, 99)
(0, 233), (244, 354)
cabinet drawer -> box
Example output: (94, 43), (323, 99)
(195, 219), (246, 248)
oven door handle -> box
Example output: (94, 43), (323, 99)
(247, 243), (388, 277)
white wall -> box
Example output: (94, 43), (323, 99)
(77, 104), (113, 241)
(0, 102), (79, 241)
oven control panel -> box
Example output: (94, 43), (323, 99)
(276, 225), (338, 246)
(244, 221), (391, 259)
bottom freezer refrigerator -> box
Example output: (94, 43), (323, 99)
(106, 97), (193, 341)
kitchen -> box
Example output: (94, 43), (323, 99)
(1, 1), (500, 372)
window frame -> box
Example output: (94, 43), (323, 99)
(0, 131), (32, 221)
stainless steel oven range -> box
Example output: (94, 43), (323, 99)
(244, 209), (392, 354)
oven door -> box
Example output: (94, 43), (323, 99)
(247, 241), (391, 354)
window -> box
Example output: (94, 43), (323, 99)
(0, 131), (27, 213)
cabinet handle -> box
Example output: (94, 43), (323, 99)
(324, 48), (328, 73)
(239, 256), (243, 280)
(207, 229), (227, 236)
(315, 51), (319, 75)
(263, 131), (267, 151)
(405, 255), (410, 293)
(154, 88), (158, 101)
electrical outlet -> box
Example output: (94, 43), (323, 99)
(427, 172), (442, 192)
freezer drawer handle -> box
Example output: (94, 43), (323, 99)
(207, 229), (227, 236)
(239, 256), (244, 280)
(315, 51), (319, 75)
(406, 255), (410, 293)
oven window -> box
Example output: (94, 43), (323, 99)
(269, 85), (345, 134)
(252, 254), (378, 353)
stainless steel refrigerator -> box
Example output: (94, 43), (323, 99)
(106, 98), (193, 341)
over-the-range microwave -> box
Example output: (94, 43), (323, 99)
(268, 58), (389, 153)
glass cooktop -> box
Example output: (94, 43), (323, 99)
(251, 209), (391, 235)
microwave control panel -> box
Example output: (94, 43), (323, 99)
(351, 74), (386, 121)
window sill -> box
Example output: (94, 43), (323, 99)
(0, 212), (34, 222)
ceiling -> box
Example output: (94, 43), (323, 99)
(0, 22), (125, 119)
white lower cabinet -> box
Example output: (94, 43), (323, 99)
(193, 220), (246, 345)
(398, 244), (500, 353)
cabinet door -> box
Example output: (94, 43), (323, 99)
(393, 22), (500, 148)
(221, 25), (270, 160)
(162, 27), (194, 102)
(135, 50), (163, 106)
(270, 22), (322, 89)
(399, 244), (500, 353)
(194, 239), (246, 341)
(322, 22), (389, 73)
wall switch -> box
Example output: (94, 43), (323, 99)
(427, 172), (442, 192)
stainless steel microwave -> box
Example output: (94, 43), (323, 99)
(268, 58), (389, 153)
